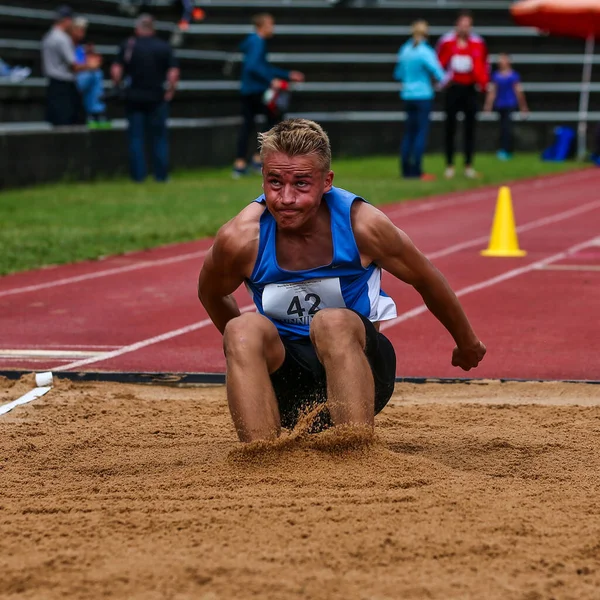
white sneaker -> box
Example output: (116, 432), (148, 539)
(464, 167), (479, 179)
(444, 166), (455, 179)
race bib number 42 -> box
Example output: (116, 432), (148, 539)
(262, 278), (346, 325)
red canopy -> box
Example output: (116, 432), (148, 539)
(511, 0), (600, 39)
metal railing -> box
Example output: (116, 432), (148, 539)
(1, 110), (599, 135)
(2, 77), (598, 94)
(0, 5), (540, 36)
(0, 39), (592, 66)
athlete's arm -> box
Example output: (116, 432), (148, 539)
(353, 202), (486, 371)
(198, 211), (258, 334)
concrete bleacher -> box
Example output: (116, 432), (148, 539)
(0, 0), (597, 186)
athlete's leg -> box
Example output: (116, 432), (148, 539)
(223, 313), (286, 442)
(309, 309), (375, 427)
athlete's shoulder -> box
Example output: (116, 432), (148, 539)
(350, 199), (386, 230)
(351, 201), (401, 264)
(326, 186), (365, 203)
(214, 202), (263, 262)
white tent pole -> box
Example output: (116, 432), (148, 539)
(578, 34), (595, 160)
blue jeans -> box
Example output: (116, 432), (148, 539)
(76, 70), (106, 116)
(401, 99), (432, 178)
(126, 101), (169, 182)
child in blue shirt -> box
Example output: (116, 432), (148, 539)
(484, 54), (529, 160)
(72, 17), (108, 128)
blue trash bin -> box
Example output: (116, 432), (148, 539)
(542, 126), (576, 161)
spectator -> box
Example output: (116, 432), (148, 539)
(41, 5), (101, 126)
(119, 0), (199, 24)
(436, 10), (489, 179)
(175, 0), (200, 30)
(119, 0), (204, 46)
(111, 14), (180, 183)
(394, 20), (445, 180)
(233, 13), (305, 179)
(483, 53), (529, 160)
(71, 17), (108, 128)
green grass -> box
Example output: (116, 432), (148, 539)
(0, 153), (583, 275)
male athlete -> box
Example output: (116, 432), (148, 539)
(198, 119), (486, 443)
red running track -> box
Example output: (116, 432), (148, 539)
(1, 169), (599, 381)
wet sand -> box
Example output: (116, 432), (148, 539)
(1, 378), (599, 599)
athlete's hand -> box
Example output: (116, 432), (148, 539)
(289, 71), (305, 82)
(452, 341), (486, 371)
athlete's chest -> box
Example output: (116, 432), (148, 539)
(275, 231), (334, 271)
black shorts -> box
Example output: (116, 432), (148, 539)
(270, 311), (397, 430)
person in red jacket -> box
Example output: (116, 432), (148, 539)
(436, 10), (489, 179)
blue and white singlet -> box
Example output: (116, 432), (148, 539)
(245, 186), (398, 340)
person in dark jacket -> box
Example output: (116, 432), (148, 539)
(233, 13), (304, 178)
(111, 14), (180, 182)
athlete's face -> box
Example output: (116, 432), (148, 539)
(262, 152), (334, 231)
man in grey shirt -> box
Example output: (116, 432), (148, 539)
(41, 5), (100, 125)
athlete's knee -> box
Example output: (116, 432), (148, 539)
(310, 309), (365, 352)
(223, 313), (271, 357)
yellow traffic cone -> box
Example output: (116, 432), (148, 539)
(481, 186), (527, 257)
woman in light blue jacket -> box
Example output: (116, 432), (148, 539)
(394, 21), (446, 180)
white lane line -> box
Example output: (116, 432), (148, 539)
(0, 357), (73, 363)
(0, 349), (102, 359)
(425, 198), (600, 261)
(56, 304), (256, 372)
(2, 344), (122, 350)
(0, 249), (208, 298)
(386, 168), (599, 219)
(381, 236), (600, 331)
(387, 189), (492, 219)
(537, 264), (600, 272)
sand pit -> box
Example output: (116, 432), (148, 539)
(1, 378), (600, 599)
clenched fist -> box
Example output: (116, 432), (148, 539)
(451, 341), (486, 371)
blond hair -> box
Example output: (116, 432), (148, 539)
(252, 12), (273, 29)
(411, 20), (428, 40)
(259, 119), (332, 172)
